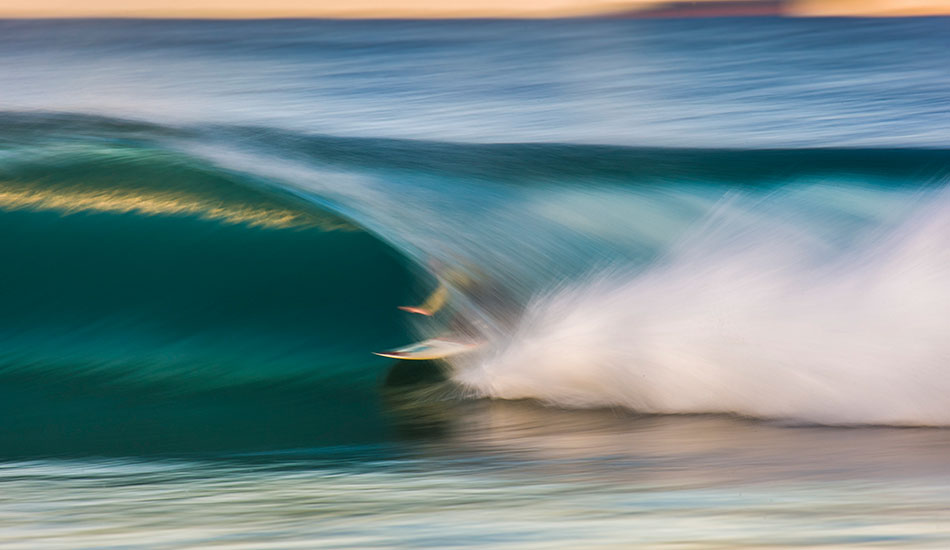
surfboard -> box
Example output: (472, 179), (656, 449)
(373, 337), (482, 360)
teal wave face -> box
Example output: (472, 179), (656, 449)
(0, 122), (431, 456)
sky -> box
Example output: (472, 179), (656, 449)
(0, 0), (949, 18)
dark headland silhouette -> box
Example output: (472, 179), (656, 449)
(607, 0), (790, 18)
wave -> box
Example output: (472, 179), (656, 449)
(3, 111), (950, 455)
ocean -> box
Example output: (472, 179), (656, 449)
(2, 17), (950, 548)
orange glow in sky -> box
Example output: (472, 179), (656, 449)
(0, 0), (948, 18)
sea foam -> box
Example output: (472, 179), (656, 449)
(454, 187), (950, 426)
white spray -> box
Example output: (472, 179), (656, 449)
(454, 187), (950, 426)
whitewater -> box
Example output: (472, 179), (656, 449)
(457, 187), (950, 425)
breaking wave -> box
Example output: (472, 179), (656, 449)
(3, 111), (950, 456)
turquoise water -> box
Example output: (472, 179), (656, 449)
(2, 17), (950, 548)
(4, 406), (950, 548)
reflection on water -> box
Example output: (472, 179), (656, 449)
(5, 398), (950, 549)
(397, 396), (950, 484)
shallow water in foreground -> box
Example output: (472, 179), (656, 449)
(4, 401), (950, 549)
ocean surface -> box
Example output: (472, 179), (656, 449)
(2, 17), (950, 548)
